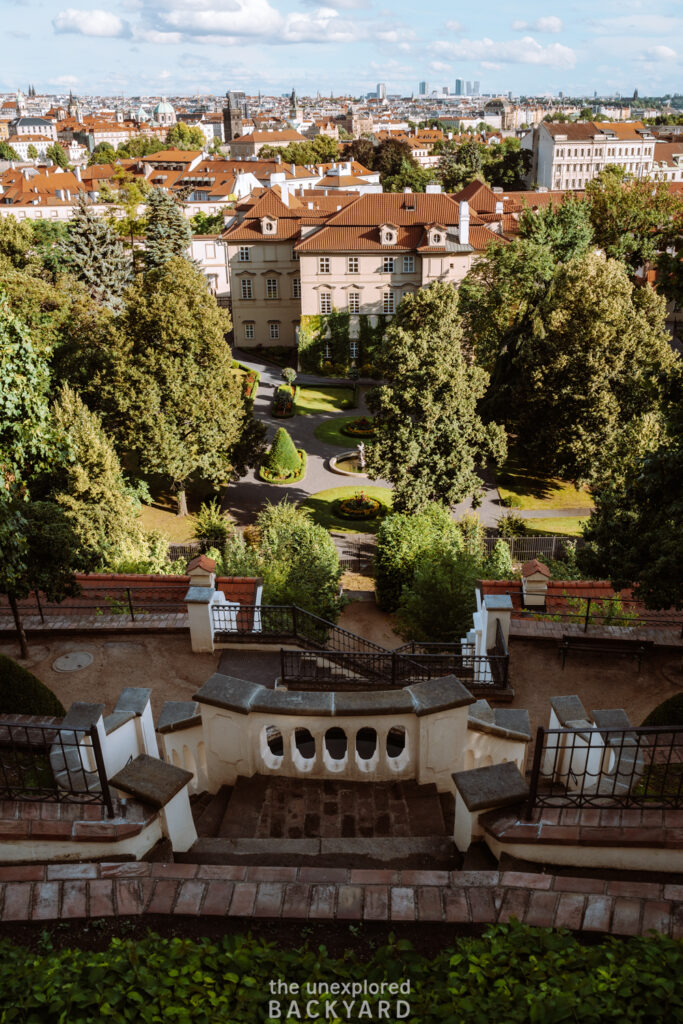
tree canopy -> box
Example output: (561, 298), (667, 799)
(59, 194), (131, 309)
(366, 283), (506, 513)
(166, 122), (206, 151)
(144, 188), (192, 272)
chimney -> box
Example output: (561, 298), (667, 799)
(425, 182), (442, 193)
(74, 165), (82, 182)
(290, 163), (295, 174)
(402, 186), (412, 193)
(495, 200), (503, 215)
(458, 200), (470, 245)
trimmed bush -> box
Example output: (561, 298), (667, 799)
(263, 428), (301, 477)
(334, 492), (381, 520)
(0, 655), (65, 717)
(272, 384), (296, 417)
(341, 416), (376, 438)
(642, 694), (683, 728)
(259, 449), (307, 484)
(192, 499), (232, 552)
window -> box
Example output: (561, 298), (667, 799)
(244, 323), (255, 340)
(383, 291), (395, 314)
(348, 291), (360, 313)
(269, 322), (280, 340)
(292, 247), (299, 261)
(349, 341), (359, 360)
(403, 255), (414, 273)
(382, 257), (395, 273)
(238, 246), (251, 262)
(240, 278), (253, 300)
(319, 257), (330, 273)
(292, 277), (301, 299)
(347, 256), (359, 273)
(319, 292), (332, 314)
(205, 244), (216, 259)
(323, 342), (332, 360)
(266, 278), (279, 299)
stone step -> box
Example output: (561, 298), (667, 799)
(177, 835), (459, 869)
(194, 787), (233, 838)
(218, 776), (270, 839)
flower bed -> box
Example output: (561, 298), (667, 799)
(334, 491), (381, 520)
(341, 416), (376, 438)
(272, 384), (298, 418)
(258, 449), (307, 484)
(243, 370), (259, 401)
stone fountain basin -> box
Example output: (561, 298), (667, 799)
(329, 451), (370, 477)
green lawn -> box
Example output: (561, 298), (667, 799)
(295, 387), (355, 416)
(522, 516), (589, 538)
(497, 452), (593, 511)
(313, 415), (366, 448)
(300, 486), (392, 534)
(138, 503), (197, 542)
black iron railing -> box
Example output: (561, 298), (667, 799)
(525, 724), (683, 818)
(280, 648), (506, 687)
(0, 586), (187, 623)
(521, 594), (683, 634)
(0, 720), (114, 816)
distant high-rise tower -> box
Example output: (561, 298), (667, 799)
(419, 81), (428, 95)
(473, 81), (480, 97)
(377, 82), (387, 100)
(466, 80), (472, 95)
(222, 90), (248, 140)
(455, 78), (464, 96)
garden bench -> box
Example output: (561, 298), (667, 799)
(559, 634), (654, 673)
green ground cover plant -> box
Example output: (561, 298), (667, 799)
(313, 416), (365, 448)
(521, 516), (588, 537)
(295, 387), (356, 415)
(0, 925), (681, 1022)
(300, 486), (392, 534)
(497, 451), (593, 510)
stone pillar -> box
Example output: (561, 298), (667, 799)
(452, 761), (529, 852)
(483, 594), (513, 652)
(185, 586), (216, 653)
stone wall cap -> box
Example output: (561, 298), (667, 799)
(193, 673), (263, 714)
(483, 594), (514, 611)
(157, 701), (202, 734)
(184, 586), (214, 604)
(187, 554), (216, 573)
(521, 559), (551, 578)
(62, 702), (105, 731)
(468, 699), (494, 724)
(104, 710), (135, 735)
(407, 676), (475, 716)
(592, 708), (635, 744)
(251, 689), (335, 716)
(550, 695), (588, 727)
(110, 754), (193, 809)
(334, 689), (414, 716)
(452, 761), (529, 812)
(114, 687), (152, 715)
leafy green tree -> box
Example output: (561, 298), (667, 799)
(518, 195), (594, 262)
(0, 141), (20, 161)
(0, 216), (35, 269)
(375, 504), (463, 611)
(0, 499), (82, 656)
(144, 188), (192, 272)
(193, 498), (232, 551)
(166, 122), (206, 150)
(586, 166), (683, 273)
(398, 541), (481, 642)
(59, 194), (131, 309)
(485, 539), (514, 579)
(47, 385), (147, 570)
(485, 138), (531, 188)
(118, 136), (166, 159)
(507, 252), (676, 482)
(366, 283), (506, 513)
(383, 159), (435, 193)
(341, 138), (375, 169)
(437, 139), (486, 192)
(46, 143), (68, 169)
(105, 257), (263, 515)
(263, 427), (301, 476)
(258, 135), (339, 166)
(657, 232), (683, 308)
(375, 138), (417, 183)
(26, 144), (38, 160)
(88, 142), (117, 166)
(580, 388), (682, 609)
(190, 211), (225, 235)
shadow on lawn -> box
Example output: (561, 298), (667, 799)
(497, 458), (564, 503)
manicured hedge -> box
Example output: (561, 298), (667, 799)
(258, 449), (307, 484)
(0, 924), (681, 1022)
(0, 654), (65, 717)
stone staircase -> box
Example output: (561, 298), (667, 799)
(179, 776), (458, 869)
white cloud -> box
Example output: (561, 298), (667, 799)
(53, 7), (131, 36)
(641, 45), (677, 61)
(588, 15), (681, 36)
(157, 0), (283, 38)
(445, 20), (463, 33)
(513, 17), (562, 33)
(301, 0), (370, 8)
(433, 35), (576, 69)
(53, 74), (80, 84)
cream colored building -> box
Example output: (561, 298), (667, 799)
(523, 120), (656, 190)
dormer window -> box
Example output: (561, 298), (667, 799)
(260, 215), (277, 234)
(380, 223), (398, 246)
(428, 225), (445, 247)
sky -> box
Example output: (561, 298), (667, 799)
(1, 0), (682, 99)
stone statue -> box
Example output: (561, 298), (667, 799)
(357, 442), (366, 469)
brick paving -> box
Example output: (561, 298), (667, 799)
(0, 862), (678, 935)
(480, 805), (683, 850)
(0, 797), (153, 843)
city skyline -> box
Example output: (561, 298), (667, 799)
(1, 0), (681, 99)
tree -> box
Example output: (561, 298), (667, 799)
(437, 139), (485, 192)
(657, 231), (683, 308)
(485, 138), (531, 188)
(366, 283), (506, 513)
(586, 166), (683, 273)
(27, 144), (38, 160)
(0, 499), (81, 657)
(144, 188), (192, 272)
(0, 141), (20, 161)
(118, 136), (166, 159)
(263, 427), (301, 476)
(190, 211), (225, 235)
(518, 194), (594, 263)
(46, 143), (68, 169)
(59, 194), (131, 309)
(258, 135), (339, 166)
(375, 504), (463, 611)
(47, 385), (148, 570)
(341, 138), (375, 169)
(382, 159), (435, 193)
(166, 122), (206, 151)
(580, 386), (683, 609)
(506, 251), (676, 482)
(0, 216), (35, 269)
(105, 257), (264, 515)
(375, 138), (417, 182)
(88, 142), (117, 166)
(398, 541), (481, 642)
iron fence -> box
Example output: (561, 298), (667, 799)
(0, 720), (114, 816)
(521, 594), (683, 633)
(525, 724), (683, 817)
(483, 535), (584, 560)
(280, 647), (508, 689)
(0, 586), (187, 623)
(167, 542), (201, 562)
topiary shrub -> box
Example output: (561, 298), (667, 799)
(642, 694), (683, 728)
(0, 655), (65, 717)
(263, 428), (301, 477)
